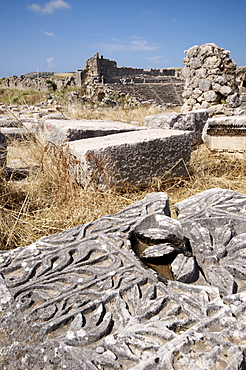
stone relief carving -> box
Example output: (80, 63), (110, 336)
(0, 189), (246, 369)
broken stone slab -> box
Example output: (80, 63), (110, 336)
(0, 131), (7, 167)
(0, 127), (34, 142)
(41, 118), (145, 145)
(1, 190), (246, 369)
(145, 109), (209, 145)
(202, 115), (246, 152)
(131, 214), (189, 279)
(69, 129), (192, 189)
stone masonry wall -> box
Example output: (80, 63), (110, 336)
(1, 74), (76, 92)
(182, 43), (241, 115)
(76, 53), (176, 84)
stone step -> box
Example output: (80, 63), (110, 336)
(69, 128), (192, 189)
(111, 83), (184, 106)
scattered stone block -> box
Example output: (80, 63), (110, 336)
(69, 129), (192, 189)
(42, 118), (144, 145)
(202, 115), (246, 152)
(145, 109), (209, 145)
(0, 127), (34, 142)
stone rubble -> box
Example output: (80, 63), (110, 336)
(182, 43), (242, 116)
(0, 189), (246, 369)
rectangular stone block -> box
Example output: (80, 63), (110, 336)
(145, 109), (208, 145)
(1, 127), (34, 142)
(202, 115), (246, 152)
(42, 119), (144, 145)
(69, 129), (192, 189)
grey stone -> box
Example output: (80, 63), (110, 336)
(199, 78), (212, 92)
(1, 190), (246, 368)
(69, 129), (192, 189)
(145, 109), (209, 145)
(190, 57), (202, 69)
(226, 92), (241, 107)
(42, 118), (144, 145)
(203, 90), (219, 102)
(171, 254), (199, 283)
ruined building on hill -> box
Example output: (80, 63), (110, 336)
(75, 53), (185, 107)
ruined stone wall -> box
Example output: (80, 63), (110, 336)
(78, 53), (176, 84)
(182, 43), (241, 115)
(1, 74), (76, 92)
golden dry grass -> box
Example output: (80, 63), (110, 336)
(62, 103), (181, 125)
(2, 134), (246, 251)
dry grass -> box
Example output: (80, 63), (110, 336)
(2, 124), (246, 250)
(62, 103), (181, 125)
(0, 88), (45, 106)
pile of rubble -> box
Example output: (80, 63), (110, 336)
(182, 43), (242, 115)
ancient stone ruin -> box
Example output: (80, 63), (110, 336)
(76, 53), (176, 85)
(1, 188), (246, 369)
(182, 43), (241, 115)
(75, 53), (184, 107)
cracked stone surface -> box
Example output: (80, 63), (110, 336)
(1, 189), (246, 369)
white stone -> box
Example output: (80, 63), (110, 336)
(42, 119), (144, 145)
(202, 115), (246, 152)
(145, 110), (209, 145)
(203, 90), (219, 102)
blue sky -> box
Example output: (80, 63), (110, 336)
(1, 0), (246, 77)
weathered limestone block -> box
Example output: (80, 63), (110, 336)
(1, 189), (246, 369)
(202, 115), (246, 152)
(42, 118), (144, 145)
(145, 109), (209, 145)
(69, 129), (192, 189)
(0, 131), (7, 167)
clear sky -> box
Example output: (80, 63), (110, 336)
(1, 0), (246, 77)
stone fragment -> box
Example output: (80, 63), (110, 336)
(202, 115), (246, 152)
(219, 85), (232, 96)
(199, 79), (212, 92)
(190, 57), (202, 69)
(171, 254), (199, 283)
(145, 109), (209, 145)
(203, 90), (219, 102)
(140, 244), (176, 260)
(69, 129), (191, 189)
